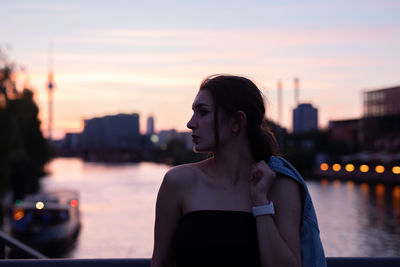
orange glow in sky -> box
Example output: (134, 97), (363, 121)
(3, 1), (400, 139)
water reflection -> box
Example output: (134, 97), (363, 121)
(310, 179), (400, 256)
(41, 158), (400, 257)
(393, 186), (400, 226)
(41, 158), (169, 258)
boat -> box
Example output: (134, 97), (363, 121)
(10, 189), (81, 257)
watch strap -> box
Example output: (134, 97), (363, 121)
(252, 201), (275, 216)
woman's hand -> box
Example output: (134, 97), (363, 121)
(250, 160), (276, 205)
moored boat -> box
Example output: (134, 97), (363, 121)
(10, 189), (81, 257)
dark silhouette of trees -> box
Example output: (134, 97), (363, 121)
(0, 52), (51, 204)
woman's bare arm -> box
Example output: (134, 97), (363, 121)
(151, 168), (184, 267)
(255, 175), (302, 267)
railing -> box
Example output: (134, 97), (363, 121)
(0, 231), (47, 259)
(1, 258), (400, 266)
(2, 231), (400, 266)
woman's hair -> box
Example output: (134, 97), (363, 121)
(199, 74), (278, 162)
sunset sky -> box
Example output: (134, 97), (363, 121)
(1, 0), (400, 139)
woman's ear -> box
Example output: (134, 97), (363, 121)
(232, 111), (247, 134)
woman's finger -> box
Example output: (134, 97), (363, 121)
(250, 173), (261, 184)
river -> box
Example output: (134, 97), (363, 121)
(40, 158), (400, 258)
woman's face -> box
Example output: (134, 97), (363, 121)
(187, 90), (229, 152)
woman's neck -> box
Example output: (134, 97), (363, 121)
(209, 139), (255, 186)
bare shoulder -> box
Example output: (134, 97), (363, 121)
(153, 162), (207, 266)
(272, 174), (300, 192)
(270, 174), (302, 204)
(162, 160), (206, 188)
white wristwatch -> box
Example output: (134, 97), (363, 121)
(252, 201), (275, 217)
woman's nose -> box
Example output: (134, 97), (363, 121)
(187, 115), (196, 130)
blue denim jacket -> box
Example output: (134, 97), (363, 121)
(268, 156), (327, 267)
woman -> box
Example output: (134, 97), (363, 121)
(151, 75), (326, 267)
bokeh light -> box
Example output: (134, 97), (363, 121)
(375, 165), (385, 174)
(332, 163), (341, 172)
(345, 164), (355, 172)
(320, 163), (329, 171)
(360, 165), (369, 173)
(36, 201), (44, 210)
(393, 166), (400, 174)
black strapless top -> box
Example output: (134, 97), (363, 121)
(172, 210), (260, 267)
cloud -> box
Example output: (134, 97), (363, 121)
(23, 25), (400, 137)
(57, 26), (396, 51)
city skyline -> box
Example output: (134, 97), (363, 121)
(1, 0), (399, 139)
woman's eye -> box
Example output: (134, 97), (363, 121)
(199, 110), (208, 116)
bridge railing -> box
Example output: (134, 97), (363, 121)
(2, 231), (400, 266)
(0, 231), (47, 259)
(1, 258), (400, 267)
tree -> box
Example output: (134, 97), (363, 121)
(0, 52), (51, 204)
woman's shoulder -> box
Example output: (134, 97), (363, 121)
(163, 159), (209, 187)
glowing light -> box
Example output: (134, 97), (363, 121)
(70, 199), (78, 207)
(150, 134), (159, 143)
(13, 209), (24, 221)
(375, 165), (385, 173)
(393, 166), (400, 175)
(36, 201), (44, 210)
(332, 164), (341, 172)
(345, 164), (355, 172)
(320, 163), (329, 171)
(360, 165), (369, 173)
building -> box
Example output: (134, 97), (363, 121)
(328, 119), (360, 143)
(293, 103), (318, 133)
(64, 133), (81, 150)
(359, 114), (400, 151)
(157, 129), (193, 150)
(147, 116), (155, 135)
(81, 113), (140, 149)
(363, 86), (400, 117)
(361, 85), (400, 150)
(328, 119), (360, 153)
(328, 85), (400, 152)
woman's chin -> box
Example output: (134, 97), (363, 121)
(193, 145), (207, 153)
(193, 145), (202, 153)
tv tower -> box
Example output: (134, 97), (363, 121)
(47, 43), (55, 141)
(294, 77), (299, 106)
(277, 80), (283, 123)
